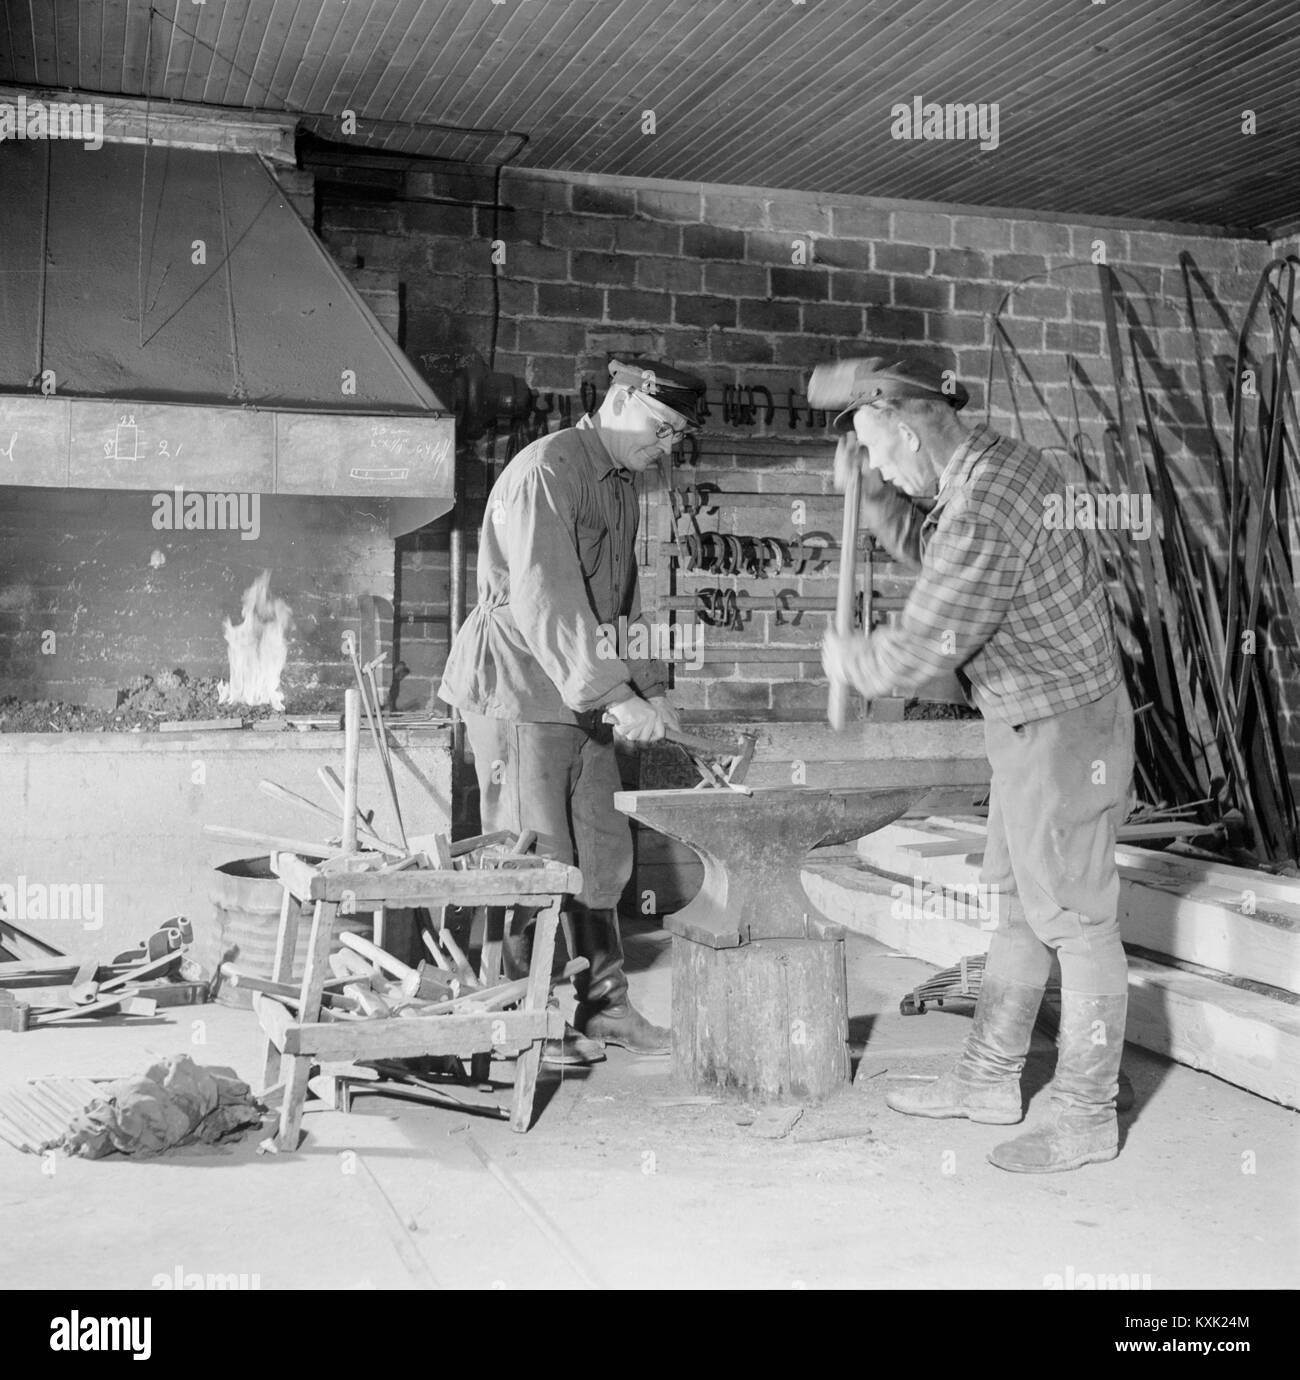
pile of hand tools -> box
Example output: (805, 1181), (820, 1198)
(0, 916), (203, 1032)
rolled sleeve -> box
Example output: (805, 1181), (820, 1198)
(844, 513), (1025, 700)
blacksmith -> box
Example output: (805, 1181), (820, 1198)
(440, 357), (706, 1064)
(819, 356), (1134, 1173)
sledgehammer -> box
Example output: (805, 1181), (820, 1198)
(807, 361), (868, 731)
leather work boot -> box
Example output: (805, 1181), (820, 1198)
(989, 991), (1127, 1173)
(500, 913), (604, 1068)
(571, 908), (671, 1056)
(885, 976), (1043, 1124)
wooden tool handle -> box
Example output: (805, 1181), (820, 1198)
(203, 824), (331, 858)
(339, 930), (416, 982)
(342, 689), (361, 853)
(829, 462), (863, 731)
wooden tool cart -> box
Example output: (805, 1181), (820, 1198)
(254, 851), (583, 1151)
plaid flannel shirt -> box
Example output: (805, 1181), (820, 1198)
(843, 422), (1121, 725)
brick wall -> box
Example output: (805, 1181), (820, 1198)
(318, 165), (1287, 735)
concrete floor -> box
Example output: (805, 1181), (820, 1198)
(1, 924), (1296, 1291)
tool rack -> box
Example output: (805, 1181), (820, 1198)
(655, 448), (896, 672)
(254, 851), (583, 1151)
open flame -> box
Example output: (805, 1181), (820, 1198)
(218, 571), (292, 712)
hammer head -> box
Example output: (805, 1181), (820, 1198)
(807, 360), (877, 410)
(0, 994), (31, 1032)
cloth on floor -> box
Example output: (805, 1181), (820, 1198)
(62, 1054), (264, 1159)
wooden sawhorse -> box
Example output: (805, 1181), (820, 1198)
(255, 851), (583, 1151)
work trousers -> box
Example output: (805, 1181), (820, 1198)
(978, 683), (1135, 996)
(462, 712), (634, 911)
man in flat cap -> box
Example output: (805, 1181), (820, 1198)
(816, 355), (1133, 1173)
(440, 357), (706, 1062)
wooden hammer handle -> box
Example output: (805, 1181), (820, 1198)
(339, 930), (416, 982)
(829, 462), (863, 731)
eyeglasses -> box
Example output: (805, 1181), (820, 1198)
(652, 419), (690, 443)
(636, 389), (693, 443)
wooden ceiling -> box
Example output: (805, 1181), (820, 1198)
(4, 0), (1299, 235)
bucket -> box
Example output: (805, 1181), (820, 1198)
(197, 857), (373, 1009)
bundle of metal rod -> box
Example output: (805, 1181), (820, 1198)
(1096, 261), (1300, 861)
(985, 261), (1300, 864)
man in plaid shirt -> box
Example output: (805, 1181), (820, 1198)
(820, 356), (1134, 1173)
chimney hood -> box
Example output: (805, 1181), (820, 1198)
(0, 128), (453, 508)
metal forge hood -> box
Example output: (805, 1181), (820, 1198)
(0, 138), (453, 508)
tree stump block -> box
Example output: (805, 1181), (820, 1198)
(672, 933), (850, 1103)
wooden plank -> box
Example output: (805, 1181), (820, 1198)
(857, 823), (1300, 994)
(897, 821), (1220, 858)
(1115, 845), (1300, 908)
(900, 834), (988, 858)
(269, 852), (324, 904)
(0, 920), (65, 961)
(802, 861), (1300, 1109)
(282, 1009), (560, 1061)
(252, 992), (295, 1055)
(300, 863), (582, 905)
(273, 898), (339, 1150)
(511, 899), (559, 1133)
(31, 994), (157, 1025)
(159, 719), (244, 733)
(205, 824), (331, 858)
(261, 885), (298, 1093)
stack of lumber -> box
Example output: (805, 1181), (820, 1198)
(0, 1078), (106, 1152)
(802, 816), (1300, 1110)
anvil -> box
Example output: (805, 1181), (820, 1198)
(614, 786), (923, 948)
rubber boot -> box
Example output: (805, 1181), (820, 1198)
(885, 975), (1043, 1124)
(988, 992), (1127, 1172)
(571, 908), (671, 1055)
(500, 912), (604, 1068)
